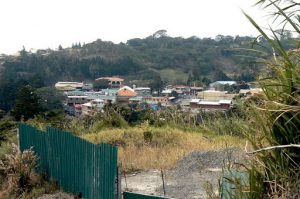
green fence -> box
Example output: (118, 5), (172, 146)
(123, 192), (169, 199)
(19, 124), (118, 199)
(220, 171), (249, 199)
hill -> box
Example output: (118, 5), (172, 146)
(0, 32), (268, 85)
(1, 30), (296, 111)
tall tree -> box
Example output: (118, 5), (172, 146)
(11, 85), (41, 121)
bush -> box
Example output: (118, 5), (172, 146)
(0, 144), (38, 197)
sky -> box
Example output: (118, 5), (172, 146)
(0, 0), (269, 55)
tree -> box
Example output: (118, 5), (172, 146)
(58, 45), (63, 51)
(30, 74), (45, 89)
(171, 90), (179, 98)
(152, 30), (168, 38)
(93, 79), (109, 90)
(149, 75), (163, 92)
(212, 70), (231, 81)
(19, 46), (28, 59)
(0, 109), (5, 119)
(11, 85), (41, 121)
(36, 87), (65, 112)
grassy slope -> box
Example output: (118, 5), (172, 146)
(81, 125), (245, 171)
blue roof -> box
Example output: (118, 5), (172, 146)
(216, 81), (237, 85)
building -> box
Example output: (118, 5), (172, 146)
(55, 82), (83, 91)
(134, 87), (151, 96)
(144, 96), (170, 106)
(209, 81), (237, 91)
(82, 99), (105, 116)
(161, 89), (173, 96)
(64, 90), (85, 97)
(210, 81), (237, 87)
(190, 86), (203, 95)
(197, 90), (236, 101)
(239, 88), (263, 96)
(66, 95), (88, 106)
(173, 85), (190, 95)
(129, 96), (144, 104)
(116, 86), (137, 104)
(95, 77), (124, 89)
(190, 99), (232, 110)
(82, 83), (93, 91)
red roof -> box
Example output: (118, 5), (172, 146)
(117, 86), (137, 97)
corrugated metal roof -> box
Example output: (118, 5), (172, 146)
(190, 99), (200, 103)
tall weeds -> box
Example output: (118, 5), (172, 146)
(238, 0), (300, 197)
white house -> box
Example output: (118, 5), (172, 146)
(55, 82), (83, 91)
(81, 99), (105, 116)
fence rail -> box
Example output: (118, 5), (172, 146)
(123, 192), (169, 199)
(19, 124), (118, 199)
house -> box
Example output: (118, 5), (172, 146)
(239, 88), (263, 97)
(173, 85), (190, 95)
(116, 86), (137, 104)
(134, 87), (151, 96)
(81, 99), (105, 116)
(190, 99), (201, 108)
(161, 89), (173, 96)
(66, 95), (88, 106)
(64, 90), (85, 97)
(197, 90), (236, 101)
(82, 83), (93, 91)
(209, 81), (237, 90)
(144, 96), (170, 106)
(55, 82), (83, 91)
(190, 86), (203, 95)
(210, 81), (237, 87)
(87, 94), (116, 104)
(95, 76), (124, 89)
(190, 99), (232, 110)
(74, 104), (82, 117)
(129, 96), (144, 104)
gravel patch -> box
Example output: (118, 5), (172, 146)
(123, 148), (248, 199)
(174, 147), (245, 177)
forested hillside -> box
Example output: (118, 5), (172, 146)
(0, 30), (296, 111)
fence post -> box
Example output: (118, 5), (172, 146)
(115, 166), (122, 199)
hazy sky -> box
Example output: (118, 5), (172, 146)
(0, 0), (268, 54)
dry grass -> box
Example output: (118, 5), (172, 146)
(81, 125), (245, 171)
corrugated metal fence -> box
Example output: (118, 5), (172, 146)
(123, 192), (169, 199)
(220, 171), (249, 199)
(19, 124), (118, 199)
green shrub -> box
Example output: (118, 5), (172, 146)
(143, 130), (153, 143)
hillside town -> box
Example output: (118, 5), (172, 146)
(55, 76), (262, 117)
